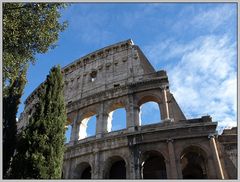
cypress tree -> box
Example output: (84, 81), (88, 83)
(10, 65), (67, 179)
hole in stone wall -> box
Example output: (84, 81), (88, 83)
(114, 84), (120, 88)
(90, 71), (97, 82)
(107, 108), (126, 132)
(139, 101), (161, 126)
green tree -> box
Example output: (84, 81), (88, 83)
(3, 3), (68, 177)
(10, 66), (67, 179)
(3, 67), (27, 178)
(3, 3), (67, 90)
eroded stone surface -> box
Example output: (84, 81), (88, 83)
(18, 40), (237, 179)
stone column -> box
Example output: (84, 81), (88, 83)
(167, 139), (178, 179)
(92, 151), (100, 179)
(127, 95), (140, 131)
(161, 85), (170, 120)
(208, 134), (224, 179)
(129, 138), (141, 179)
(69, 112), (80, 144)
(126, 105), (140, 131)
(96, 102), (108, 138)
(96, 113), (108, 138)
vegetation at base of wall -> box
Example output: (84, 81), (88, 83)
(2, 3), (68, 178)
(10, 66), (67, 179)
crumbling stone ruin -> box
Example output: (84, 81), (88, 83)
(18, 39), (237, 179)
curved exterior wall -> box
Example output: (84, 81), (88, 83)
(18, 39), (237, 179)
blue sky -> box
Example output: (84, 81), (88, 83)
(17, 3), (237, 140)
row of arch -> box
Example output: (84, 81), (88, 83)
(65, 101), (162, 142)
(70, 146), (208, 179)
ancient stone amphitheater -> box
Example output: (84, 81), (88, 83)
(18, 39), (237, 179)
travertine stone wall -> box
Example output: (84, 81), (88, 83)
(18, 40), (236, 179)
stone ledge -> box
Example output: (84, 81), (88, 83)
(65, 119), (218, 152)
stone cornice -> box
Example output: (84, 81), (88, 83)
(62, 39), (134, 74)
(64, 121), (218, 160)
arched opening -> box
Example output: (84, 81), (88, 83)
(107, 108), (126, 132)
(105, 156), (126, 179)
(139, 101), (161, 126)
(181, 146), (208, 179)
(86, 115), (96, 137)
(65, 124), (72, 143)
(79, 114), (96, 140)
(81, 166), (91, 179)
(73, 162), (92, 179)
(109, 160), (126, 179)
(141, 151), (167, 179)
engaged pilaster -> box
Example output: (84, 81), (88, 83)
(161, 85), (170, 120)
(166, 139), (178, 179)
(208, 134), (224, 179)
(126, 95), (140, 131)
(126, 104), (140, 132)
(96, 102), (108, 138)
(69, 112), (80, 144)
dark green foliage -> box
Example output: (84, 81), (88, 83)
(10, 66), (67, 179)
(3, 67), (27, 178)
(3, 3), (68, 177)
(3, 2), (68, 94)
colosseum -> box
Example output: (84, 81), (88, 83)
(18, 39), (237, 179)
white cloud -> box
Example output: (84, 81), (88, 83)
(141, 3), (237, 132)
(171, 4), (236, 35)
(166, 34), (237, 131)
(190, 4), (235, 32)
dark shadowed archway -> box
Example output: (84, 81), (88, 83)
(109, 160), (126, 179)
(104, 156), (126, 179)
(73, 162), (92, 179)
(141, 151), (167, 179)
(181, 146), (208, 179)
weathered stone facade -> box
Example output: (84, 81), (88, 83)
(18, 39), (237, 179)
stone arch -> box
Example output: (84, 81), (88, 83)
(105, 99), (128, 132)
(180, 145), (208, 179)
(78, 110), (97, 140)
(105, 97), (128, 113)
(139, 101), (161, 126)
(65, 113), (75, 143)
(175, 142), (211, 161)
(104, 155), (127, 179)
(137, 92), (162, 107)
(136, 92), (163, 123)
(73, 162), (92, 179)
(140, 150), (167, 179)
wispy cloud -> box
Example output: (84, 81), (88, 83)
(167, 34), (236, 130)
(171, 3), (236, 35)
(140, 3), (237, 131)
(190, 4), (235, 32)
